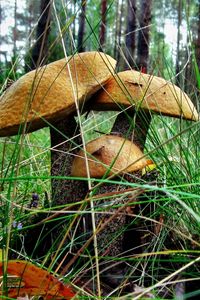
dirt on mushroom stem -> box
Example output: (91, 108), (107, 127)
(68, 111), (155, 292)
(1, 51), (116, 259)
(21, 114), (89, 262)
(50, 115), (92, 252)
(50, 114), (88, 206)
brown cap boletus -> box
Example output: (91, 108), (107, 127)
(91, 70), (199, 121)
(71, 135), (152, 178)
(0, 52), (116, 137)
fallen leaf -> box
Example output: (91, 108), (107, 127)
(0, 260), (76, 299)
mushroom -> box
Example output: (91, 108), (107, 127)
(90, 70), (199, 121)
(71, 134), (152, 178)
(1, 63), (198, 203)
(0, 51), (116, 259)
(1, 53), (198, 290)
(71, 134), (153, 287)
(79, 69), (199, 288)
(0, 51), (116, 203)
(0, 51), (116, 136)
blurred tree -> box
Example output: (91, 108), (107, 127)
(0, 2), (7, 64)
(150, 30), (174, 78)
(149, 0), (175, 79)
(137, 0), (152, 73)
(124, 0), (137, 69)
(183, 0), (199, 98)
(77, 0), (87, 52)
(13, 0), (17, 58)
(196, 0), (200, 70)
(175, 0), (182, 85)
(0, 3), (2, 31)
(113, 0), (119, 58)
(24, 0), (40, 50)
(116, 0), (125, 69)
(193, 0), (200, 107)
(25, 0), (52, 71)
(99, 0), (107, 50)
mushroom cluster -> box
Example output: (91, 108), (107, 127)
(0, 51), (198, 292)
(0, 51), (197, 139)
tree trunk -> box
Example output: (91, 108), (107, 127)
(25, 0), (39, 51)
(50, 116), (87, 207)
(195, 0), (200, 90)
(116, 0), (125, 70)
(184, 1), (192, 94)
(137, 0), (152, 73)
(77, 0), (87, 52)
(50, 116), (89, 248)
(27, 0), (51, 71)
(0, 3), (2, 65)
(196, 0), (200, 68)
(23, 116), (88, 260)
(72, 0), (77, 40)
(113, 0), (119, 59)
(0, 3), (2, 26)
(184, 0), (200, 103)
(99, 0), (107, 50)
(175, 0), (182, 86)
(13, 0), (17, 58)
(192, 0), (200, 110)
(125, 0), (137, 69)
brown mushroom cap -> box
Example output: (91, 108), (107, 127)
(0, 52), (116, 136)
(71, 135), (152, 178)
(91, 70), (199, 121)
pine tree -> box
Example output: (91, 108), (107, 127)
(99, 0), (107, 50)
(77, 0), (87, 52)
(137, 0), (152, 73)
(26, 0), (52, 71)
(125, 0), (137, 69)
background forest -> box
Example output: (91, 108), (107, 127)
(1, 0), (200, 89)
(0, 0), (200, 299)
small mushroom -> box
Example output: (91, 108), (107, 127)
(71, 134), (152, 178)
(0, 51), (116, 136)
(91, 70), (199, 121)
(71, 134), (153, 279)
(85, 69), (199, 288)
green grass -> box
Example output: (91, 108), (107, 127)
(0, 109), (199, 299)
(0, 1), (200, 299)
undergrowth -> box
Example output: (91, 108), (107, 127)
(0, 1), (200, 300)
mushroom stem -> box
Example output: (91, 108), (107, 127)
(112, 110), (151, 150)
(49, 115), (90, 258)
(50, 115), (87, 206)
(90, 110), (153, 289)
(22, 116), (89, 261)
(112, 109), (154, 248)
